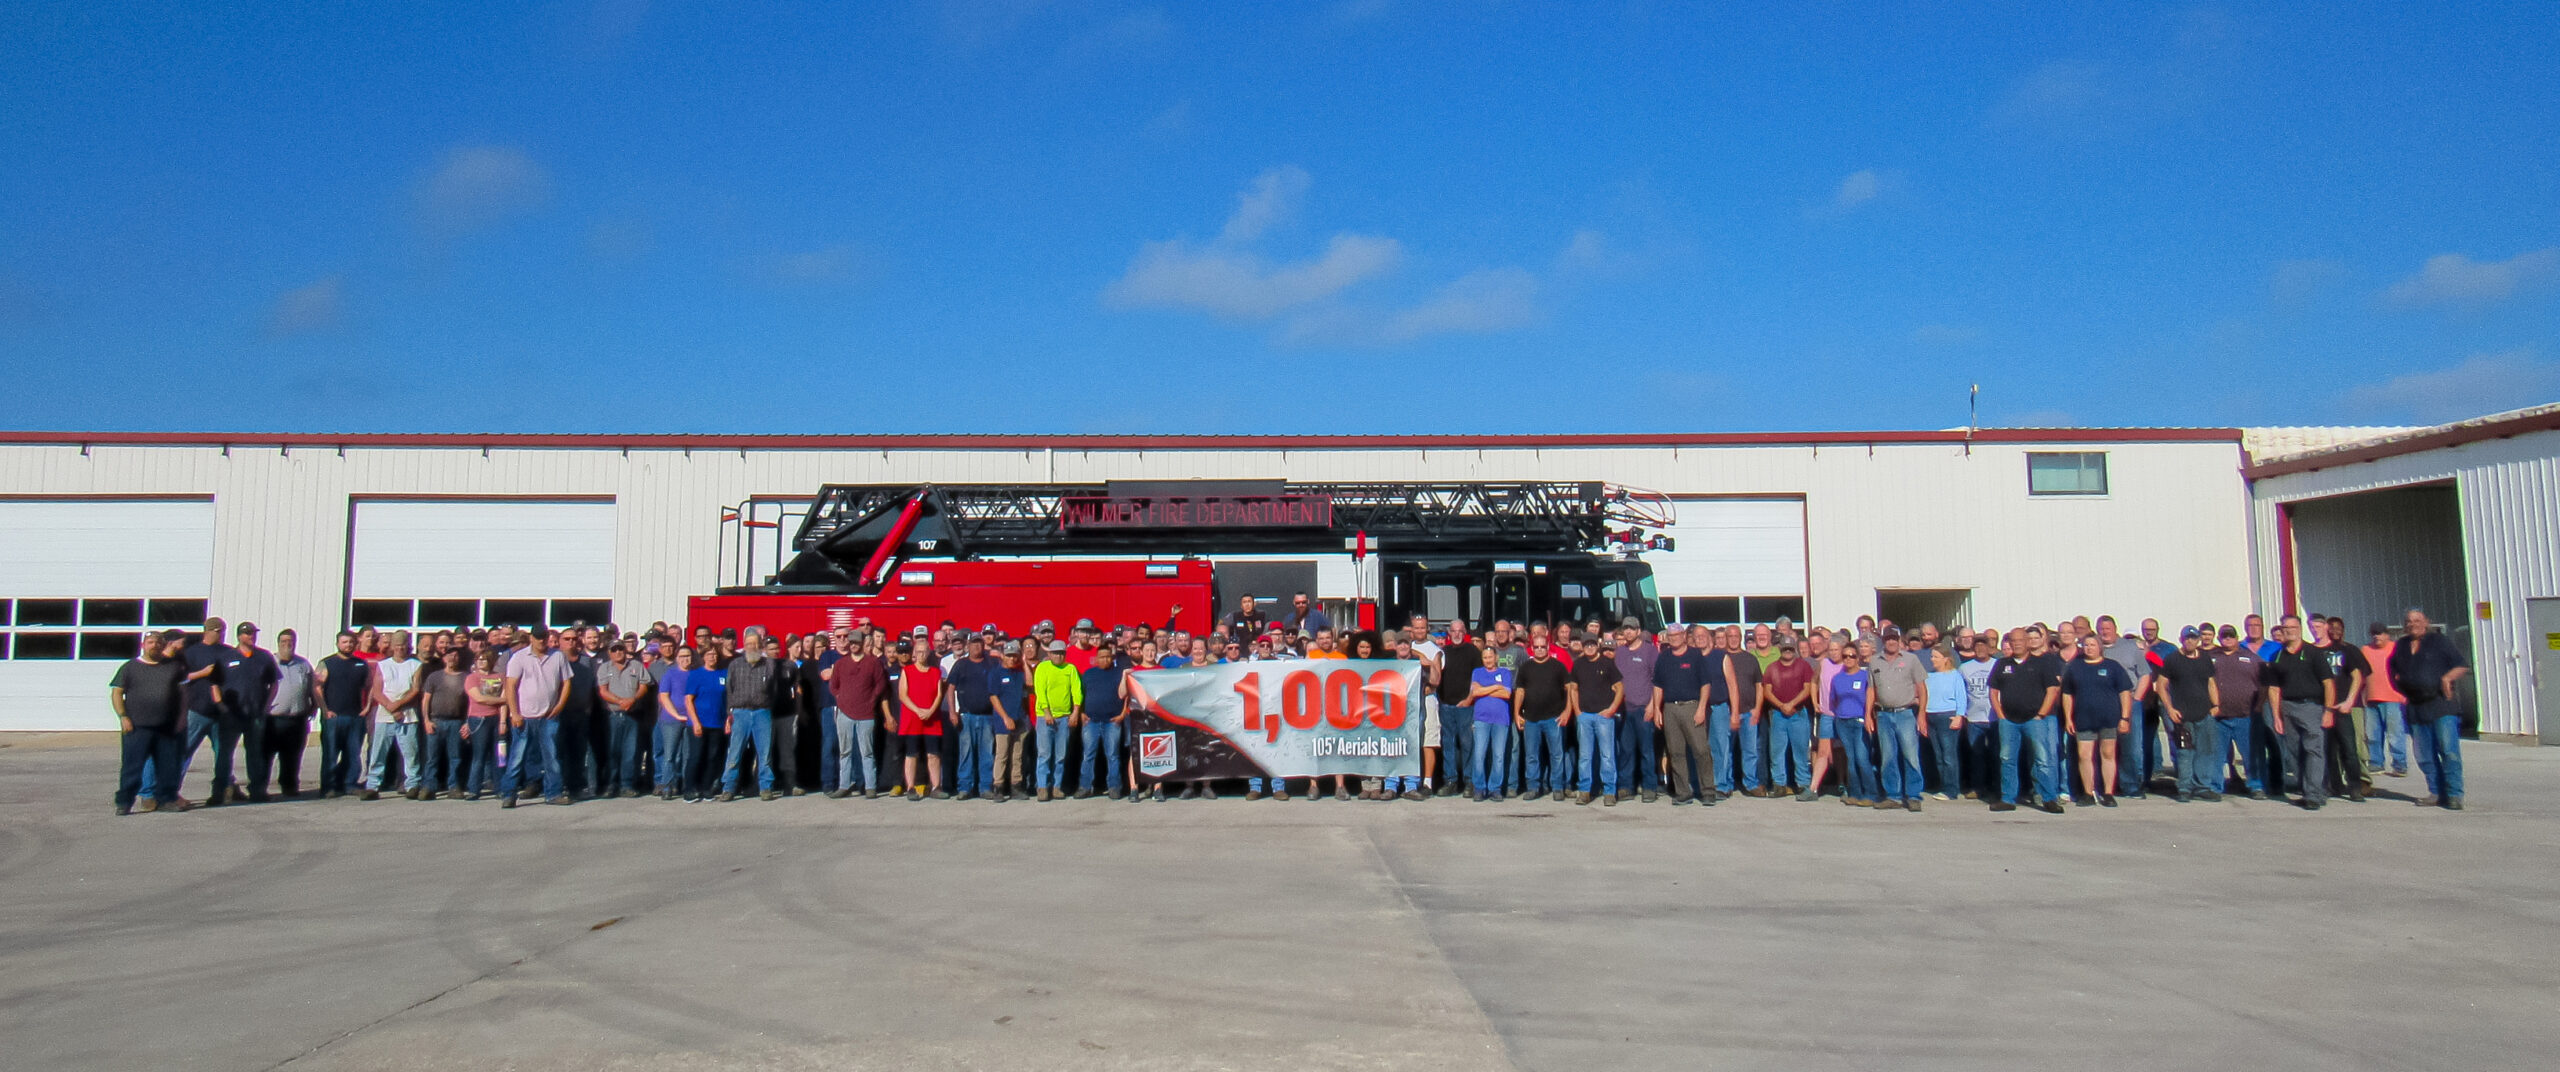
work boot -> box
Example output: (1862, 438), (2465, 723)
(1401, 789), (1427, 801)
(1151, 785), (1166, 802)
(716, 792), (736, 802)
(760, 790), (779, 802)
(1576, 792), (1593, 805)
(1641, 789), (1659, 803)
(1602, 793), (1618, 806)
(2446, 796), (2464, 810)
(1074, 788), (1095, 800)
(1988, 801), (2016, 812)
(1335, 784), (1351, 802)
(1272, 788), (1290, 801)
(501, 795), (517, 808)
(1245, 790), (1265, 801)
(359, 789), (379, 801)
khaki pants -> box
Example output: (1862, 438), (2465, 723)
(994, 723), (1028, 788)
(1661, 700), (1711, 799)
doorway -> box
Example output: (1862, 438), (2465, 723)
(1877, 589), (1973, 633)
(2531, 597), (2560, 746)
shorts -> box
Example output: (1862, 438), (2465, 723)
(1815, 716), (1834, 740)
(2073, 726), (2119, 742)
(897, 732), (940, 758)
(1422, 696), (1441, 741)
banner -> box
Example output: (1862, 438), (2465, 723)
(1125, 659), (1423, 783)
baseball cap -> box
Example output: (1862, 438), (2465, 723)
(911, 624), (929, 635)
(965, 633), (985, 645)
(980, 623), (1000, 634)
(2179, 626), (2200, 641)
(2217, 624), (2239, 637)
(1618, 615), (1644, 629)
(893, 639), (913, 653)
(1074, 618), (1096, 631)
(1034, 619), (1055, 633)
(1001, 641), (1022, 655)
(1046, 640), (1067, 653)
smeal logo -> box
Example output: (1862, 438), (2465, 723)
(1136, 732), (1177, 777)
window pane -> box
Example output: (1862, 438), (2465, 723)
(79, 632), (141, 661)
(0, 634), (10, 659)
(2028, 452), (2107, 495)
(350, 599), (415, 628)
(148, 598), (209, 627)
(483, 600), (545, 629)
(1743, 596), (1805, 624)
(15, 599), (75, 626)
(1677, 596), (1741, 625)
(550, 599), (611, 627)
(81, 599), (144, 627)
(416, 599), (480, 628)
(13, 632), (73, 659)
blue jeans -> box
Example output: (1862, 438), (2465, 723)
(1470, 721), (1511, 795)
(1521, 719), (1567, 793)
(364, 722), (422, 791)
(1440, 701), (1471, 788)
(720, 708), (775, 794)
(319, 714), (365, 794)
(1962, 720), (1996, 796)
(2366, 701), (2409, 772)
(834, 714), (878, 792)
(2117, 704), (2153, 796)
(1997, 718), (2060, 804)
(1926, 712), (1964, 795)
(1034, 718), (1072, 789)
(1768, 711), (1813, 790)
(183, 709), (243, 798)
(1875, 706), (1921, 802)
(815, 706), (841, 792)
(1577, 713), (1619, 794)
(1835, 718), (1880, 802)
(505, 718), (565, 800)
(1082, 719), (1125, 792)
(653, 715), (691, 793)
(2176, 716), (2222, 796)
(117, 725), (186, 808)
(421, 721), (468, 791)
(461, 716), (498, 793)
(606, 712), (647, 793)
(1616, 709), (1659, 792)
(2214, 715), (2255, 793)
(956, 713), (999, 795)
(1718, 705), (1761, 793)
(2413, 706), (2463, 799)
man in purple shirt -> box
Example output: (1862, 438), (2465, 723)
(1612, 616), (1662, 802)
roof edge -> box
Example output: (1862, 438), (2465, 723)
(2244, 405), (2560, 480)
(0, 428), (2246, 450)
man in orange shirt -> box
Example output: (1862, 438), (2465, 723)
(2360, 622), (2409, 778)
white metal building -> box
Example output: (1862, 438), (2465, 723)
(2247, 404), (2560, 742)
(2, 427), (2259, 730)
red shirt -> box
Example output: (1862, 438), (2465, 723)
(896, 664), (944, 736)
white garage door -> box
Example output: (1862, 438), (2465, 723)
(1646, 498), (1808, 625)
(348, 500), (617, 630)
(0, 499), (216, 731)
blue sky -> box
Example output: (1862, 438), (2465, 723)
(2, 1), (2555, 434)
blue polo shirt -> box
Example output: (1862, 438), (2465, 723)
(1080, 664), (1125, 720)
(947, 655), (998, 715)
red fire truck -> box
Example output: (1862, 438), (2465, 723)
(686, 480), (1673, 639)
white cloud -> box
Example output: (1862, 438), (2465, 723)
(415, 145), (550, 235)
(1107, 233), (1401, 319)
(1221, 165), (1309, 244)
(1379, 267), (1538, 340)
(1833, 170), (1882, 210)
(2344, 349), (2560, 423)
(264, 276), (342, 338)
(2383, 248), (2560, 309)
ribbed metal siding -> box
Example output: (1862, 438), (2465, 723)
(2291, 484), (2470, 640)
(2251, 427), (2560, 737)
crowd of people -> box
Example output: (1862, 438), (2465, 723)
(103, 592), (2476, 817)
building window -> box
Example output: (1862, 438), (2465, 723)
(1743, 595), (1805, 625)
(1656, 595), (1799, 626)
(344, 598), (613, 632)
(2027, 452), (2109, 496)
(2, 596), (198, 661)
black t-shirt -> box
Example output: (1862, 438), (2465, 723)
(111, 656), (188, 730)
(1654, 648), (1709, 704)
(1436, 642), (1482, 705)
(796, 658), (828, 717)
(2061, 658), (2133, 731)
(2318, 642), (2368, 699)
(422, 669), (471, 720)
(2155, 650), (2216, 718)
(319, 653), (372, 718)
(1515, 657), (1570, 721)
(1989, 655), (2060, 722)
(1726, 649), (1763, 710)
(2266, 645), (2331, 702)
(1701, 649), (1732, 706)
(1570, 655), (1623, 713)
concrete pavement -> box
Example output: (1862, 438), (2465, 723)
(2, 733), (2555, 1071)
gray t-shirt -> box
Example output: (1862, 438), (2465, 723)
(597, 659), (651, 713)
(1959, 658), (1996, 722)
(270, 655), (316, 717)
(2103, 638), (2152, 691)
(422, 668), (471, 721)
(1869, 650), (1929, 710)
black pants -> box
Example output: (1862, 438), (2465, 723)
(246, 716), (309, 797)
(118, 725), (185, 808)
(687, 728), (726, 798)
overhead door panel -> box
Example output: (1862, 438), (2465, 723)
(350, 501), (616, 599)
(1, 499), (215, 731)
(1649, 499), (1807, 596)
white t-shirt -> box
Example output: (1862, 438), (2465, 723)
(373, 657), (422, 723)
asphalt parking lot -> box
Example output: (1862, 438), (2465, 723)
(3, 733), (2555, 1072)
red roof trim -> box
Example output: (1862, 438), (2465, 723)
(2244, 409), (2560, 480)
(0, 428), (2245, 450)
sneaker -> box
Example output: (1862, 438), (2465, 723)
(501, 795), (517, 808)
(1109, 788), (1126, 800)
(359, 789), (380, 801)
(2414, 794), (2438, 806)
(716, 792), (736, 803)
(1602, 793), (1617, 806)
(545, 795), (572, 806)
(2072, 795), (2096, 808)
(2099, 795), (2117, 808)
(1074, 788), (1095, 800)
(2300, 799), (2324, 811)
(1335, 785), (1352, 802)
(760, 791), (779, 802)
(2200, 791), (2223, 802)
(1199, 786), (1220, 801)
(2173, 792), (2191, 803)
(1794, 790), (1817, 802)
(1905, 799), (1922, 812)
(2387, 768), (2408, 778)
(137, 798), (159, 814)
(2247, 789), (2270, 801)
(910, 789), (926, 801)
(601, 788), (621, 800)
(1641, 790), (1659, 803)
(1988, 801), (2017, 812)
(2344, 789), (2365, 803)
(2039, 800), (2066, 814)
(1152, 785), (1167, 802)
(930, 790), (951, 800)
(1402, 789), (1427, 801)
(827, 789), (850, 799)
(2446, 796), (2464, 811)
(115, 804), (132, 816)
